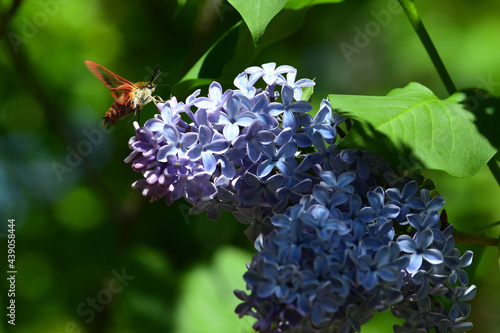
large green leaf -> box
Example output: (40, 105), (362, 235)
(175, 21), (241, 96)
(228, 0), (288, 46)
(330, 82), (497, 178)
(173, 247), (255, 333)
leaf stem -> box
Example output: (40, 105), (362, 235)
(398, 0), (457, 95)
(453, 228), (499, 247)
(487, 153), (500, 187)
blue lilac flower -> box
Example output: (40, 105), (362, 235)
(338, 149), (372, 179)
(448, 285), (476, 320)
(123, 63), (476, 333)
(245, 62), (294, 87)
(284, 70), (316, 101)
(218, 95), (256, 141)
(233, 72), (258, 99)
(125, 123), (159, 171)
(302, 98), (337, 142)
(397, 230), (444, 273)
(156, 124), (198, 161)
(240, 173), (284, 206)
(194, 81), (233, 115)
(165, 155), (192, 175)
(318, 170), (356, 193)
(214, 153), (236, 179)
(275, 178), (312, 212)
(257, 142), (298, 178)
(234, 171), (473, 332)
(187, 125), (229, 173)
(240, 93), (277, 129)
(386, 180), (425, 221)
(145, 97), (191, 137)
(311, 182), (350, 213)
(356, 244), (401, 290)
(232, 120), (275, 162)
(309, 132), (340, 170)
(406, 212), (440, 231)
(267, 85), (313, 129)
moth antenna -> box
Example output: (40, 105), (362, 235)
(150, 64), (161, 84)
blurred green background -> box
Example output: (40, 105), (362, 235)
(1, 0), (499, 332)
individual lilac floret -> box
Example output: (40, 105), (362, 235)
(356, 244), (402, 290)
(187, 125), (229, 174)
(156, 124), (198, 161)
(267, 85), (313, 128)
(232, 120), (275, 162)
(285, 70), (316, 101)
(233, 72), (258, 99)
(124, 123), (159, 172)
(397, 230), (444, 273)
(218, 96), (256, 141)
(301, 98), (337, 143)
(194, 81), (233, 120)
(245, 62), (295, 86)
(258, 142), (297, 178)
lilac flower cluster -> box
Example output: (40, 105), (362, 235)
(234, 178), (475, 333)
(125, 62), (334, 237)
(124, 63), (475, 332)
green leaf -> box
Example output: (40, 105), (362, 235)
(284, 0), (343, 10)
(228, 0), (288, 46)
(257, 8), (308, 51)
(177, 21), (241, 83)
(301, 79), (315, 101)
(331, 82), (497, 178)
(173, 247), (255, 333)
(175, 22), (241, 96)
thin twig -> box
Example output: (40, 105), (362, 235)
(0, 0), (23, 39)
(454, 229), (499, 247)
(398, 0), (457, 95)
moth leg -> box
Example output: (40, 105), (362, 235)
(127, 103), (141, 125)
(135, 106), (142, 124)
(153, 95), (165, 103)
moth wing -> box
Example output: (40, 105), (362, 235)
(85, 60), (135, 88)
(85, 60), (137, 104)
(111, 86), (135, 105)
